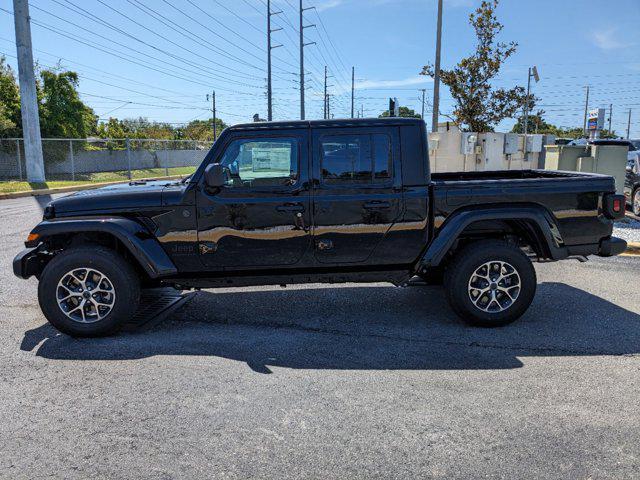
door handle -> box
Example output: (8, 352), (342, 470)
(276, 203), (305, 213)
(363, 201), (391, 210)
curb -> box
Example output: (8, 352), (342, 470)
(0, 175), (186, 200)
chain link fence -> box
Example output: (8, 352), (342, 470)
(0, 138), (211, 182)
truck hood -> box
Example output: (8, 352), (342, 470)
(49, 180), (182, 215)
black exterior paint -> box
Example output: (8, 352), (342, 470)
(14, 118), (625, 286)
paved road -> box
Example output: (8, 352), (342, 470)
(1, 195), (639, 479)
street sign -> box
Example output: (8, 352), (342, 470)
(588, 108), (605, 131)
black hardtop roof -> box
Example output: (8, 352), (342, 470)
(228, 117), (424, 131)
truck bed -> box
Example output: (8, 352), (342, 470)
(430, 169), (618, 248)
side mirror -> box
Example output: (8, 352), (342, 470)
(204, 163), (226, 188)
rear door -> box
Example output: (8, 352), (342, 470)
(311, 126), (403, 264)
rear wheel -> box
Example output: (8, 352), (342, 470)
(444, 240), (537, 327)
(633, 188), (640, 216)
(38, 246), (140, 337)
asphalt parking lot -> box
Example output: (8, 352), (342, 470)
(1, 195), (639, 479)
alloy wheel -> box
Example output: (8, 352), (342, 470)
(467, 260), (521, 313)
(56, 268), (116, 323)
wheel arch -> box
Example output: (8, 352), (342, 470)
(27, 217), (177, 280)
(419, 205), (568, 270)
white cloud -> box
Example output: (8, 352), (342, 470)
(318, 0), (475, 12)
(353, 76), (433, 91)
(444, 0), (475, 7)
(316, 0), (343, 11)
(591, 28), (631, 50)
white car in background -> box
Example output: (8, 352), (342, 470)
(629, 140), (640, 163)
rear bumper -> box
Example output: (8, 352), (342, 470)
(597, 236), (627, 257)
(13, 246), (43, 279)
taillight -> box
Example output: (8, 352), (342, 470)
(603, 194), (625, 219)
(613, 198), (622, 213)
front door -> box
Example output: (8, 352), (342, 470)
(311, 126), (403, 264)
(196, 130), (311, 268)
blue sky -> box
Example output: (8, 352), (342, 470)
(1, 0), (639, 136)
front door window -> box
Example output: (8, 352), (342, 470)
(218, 138), (299, 188)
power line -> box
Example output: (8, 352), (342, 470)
(37, 0), (266, 85)
(0, 9), (221, 90)
(19, 6), (263, 90)
(0, 48), (216, 111)
(157, 0), (275, 71)
(125, 0), (269, 73)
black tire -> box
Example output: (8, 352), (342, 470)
(444, 240), (537, 327)
(38, 246), (140, 337)
(633, 188), (640, 217)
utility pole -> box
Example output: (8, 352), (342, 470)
(351, 66), (355, 118)
(13, 0), (45, 182)
(582, 86), (590, 136)
(207, 92), (217, 140)
(323, 66), (327, 119)
(299, 0), (316, 120)
(213, 91), (216, 140)
(420, 89), (426, 123)
(608, 103), (612, 134)
(627, 109), (632, 139)
(431, 0), (443, 133)
(267, 0), (282, 121)
(323, 66), (333, 120)
(523, 66), (539, 136)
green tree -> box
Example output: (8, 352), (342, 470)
(511, 110), (560, 135)
(96, 117), (129, 139)
(177, 118), (227, 141)
(598, 129), (619, 139)
(379, 106), (422, 119)
(0, 56), (21, 137)
(511, 111), (619, 139)
(39, 69), (97, 138)
(420, 0), (527, 132)
(120, 117), (174, 139)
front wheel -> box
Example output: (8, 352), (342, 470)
(444, 240), (537, 327)
(633, 188), (640, 217)
(38, 246), (140, 337)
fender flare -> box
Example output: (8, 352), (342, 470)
(419, 205), (568, 269)
(29, 217), (178, 278)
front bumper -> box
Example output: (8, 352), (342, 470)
(598, 236), (627, 257)
(13, 246), (44, 279)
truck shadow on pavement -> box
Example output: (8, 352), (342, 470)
(20, 282), (640, 372)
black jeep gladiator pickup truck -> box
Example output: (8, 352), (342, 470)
(14, 118), (627, 337)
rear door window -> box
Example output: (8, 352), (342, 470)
(320, 134), (391, 185)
